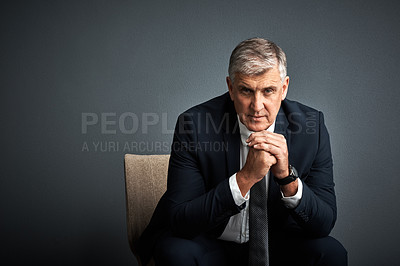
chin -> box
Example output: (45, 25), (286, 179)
(245, 122), (268, 132)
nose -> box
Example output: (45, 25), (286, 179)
(251, 93), (264, 112)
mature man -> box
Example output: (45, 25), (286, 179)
(138, 38), (347, 265)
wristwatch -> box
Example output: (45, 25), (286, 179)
(274, 165), (298, 185)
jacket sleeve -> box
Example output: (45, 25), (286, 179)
(290, 111), (337, 237)
(164, 112), (243, 239)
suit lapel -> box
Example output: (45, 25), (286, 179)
(274, 106), (290, 147)
(269, 105), (290, 202)
(223, 98), (241, 177)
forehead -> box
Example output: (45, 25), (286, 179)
(235, 67), (281, 87)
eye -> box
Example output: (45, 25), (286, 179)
(264, 87), (275, 94)
(240, 87), (252, 95)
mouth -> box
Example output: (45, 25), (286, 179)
(248, 115), (266, 122)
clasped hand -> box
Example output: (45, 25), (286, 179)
(242, 131), (289, 182)
(236, 131), (290, 196)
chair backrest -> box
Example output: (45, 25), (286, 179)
(124, 154), (170, 265)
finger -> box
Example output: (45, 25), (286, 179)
(253, 143), (287, 159)
(246, 131), (267, 143)
(251, 149), (276, 162)
(247, 131), (286, 145)
(248, 136), (285, 147)
(249, 135), (287, 149)
(264, 152), (277, 165)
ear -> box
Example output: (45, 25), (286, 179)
(226, 76), (234, 101)
(281, 76), (289, 100)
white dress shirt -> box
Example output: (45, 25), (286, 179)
(218, 117), (303, 243)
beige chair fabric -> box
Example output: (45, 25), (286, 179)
(124, 154), (170, 266)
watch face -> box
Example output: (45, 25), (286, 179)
(290, 165), (298, 177)
(275, 165), (298, 185)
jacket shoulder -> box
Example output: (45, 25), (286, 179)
(282, 99), (320, 117)
(280, 99), (326, 138)
(183, 92), (232, 116)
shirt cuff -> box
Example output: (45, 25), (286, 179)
(280, 178), (303, 209)
(229, 173), (249, 206)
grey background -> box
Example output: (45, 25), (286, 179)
(1, 0), (399, 265)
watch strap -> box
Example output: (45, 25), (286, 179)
(274, 165), (298, 185)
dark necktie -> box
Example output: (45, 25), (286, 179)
(249, 176), (269, 266)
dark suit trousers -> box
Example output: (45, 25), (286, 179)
(153, 233), (347, 266)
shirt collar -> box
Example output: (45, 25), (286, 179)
(237, 115), (276, 146)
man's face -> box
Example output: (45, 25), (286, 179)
(227, 66), (289, 132)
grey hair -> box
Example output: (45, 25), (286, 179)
(228, 37), (287, 83)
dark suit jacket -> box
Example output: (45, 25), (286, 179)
(137, 92), (337, 264)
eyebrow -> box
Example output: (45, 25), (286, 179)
(238, 85), (254, 90)
(238, 81), (252, 88)
(238, 84), (277, 91)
